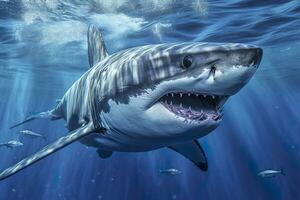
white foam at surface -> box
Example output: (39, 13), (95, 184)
(90, 13), (147, 36)
(40, 21), (87, 45)
(91, 0), (128, 12)
(14, 0), (208, 48)
(192, 0), (208, 16)
(153, 22), (172, 41)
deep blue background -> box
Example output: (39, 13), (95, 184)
(0, 0), (299, 199)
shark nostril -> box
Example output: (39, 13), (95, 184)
(210, 65), (216, 76)
(211, 66), (216, 72)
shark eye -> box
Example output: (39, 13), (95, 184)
(181, 55), (193, 69)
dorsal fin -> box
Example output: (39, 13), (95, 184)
(87, 25), (108, 68)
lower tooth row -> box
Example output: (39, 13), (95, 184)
(162, 101), (205, 111)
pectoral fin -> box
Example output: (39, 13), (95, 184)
(0, 123), (103, 180)
(169, 140), (208, 171)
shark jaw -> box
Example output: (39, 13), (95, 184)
(143, 47), (262, 130)
(159, 92), (228, 123)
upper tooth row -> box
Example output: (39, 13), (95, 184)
(167, 93), (220, 99)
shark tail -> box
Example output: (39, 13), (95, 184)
(10, 110), (61, 129)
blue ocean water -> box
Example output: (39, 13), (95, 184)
(0, 0), (299, 199)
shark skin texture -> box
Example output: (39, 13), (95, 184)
(0, 25), (262, 180)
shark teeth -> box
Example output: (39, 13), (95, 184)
(159, 92), (228, 122)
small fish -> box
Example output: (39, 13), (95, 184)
(159, 168), (182, 175)
(19, 130), (46, 140)
(258, 168), (285, 178)
(0, 140), (23, 148)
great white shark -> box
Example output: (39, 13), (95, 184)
(0, 25), (262, 180)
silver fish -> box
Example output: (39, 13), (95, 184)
(159, 168), (182, 175)
(258, 169), (285, 178)
(0, 140), (23, 148)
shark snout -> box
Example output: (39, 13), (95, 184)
(230, 47), (263, 68)
(201, 47), (263, 96)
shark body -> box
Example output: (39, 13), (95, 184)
(0, 25), (262, 180)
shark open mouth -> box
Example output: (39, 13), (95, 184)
(159, 92), (228, 122)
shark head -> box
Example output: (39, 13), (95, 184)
(98, 42), (262, 147)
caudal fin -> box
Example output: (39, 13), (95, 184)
(10, 110), (60, 129)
